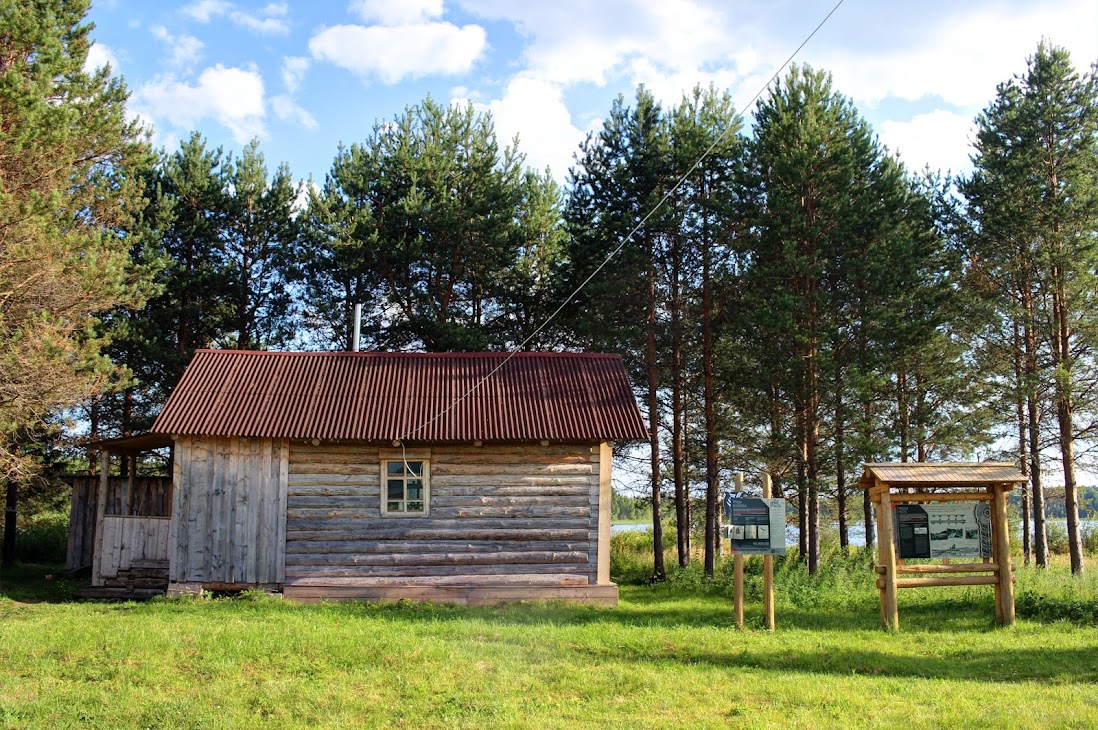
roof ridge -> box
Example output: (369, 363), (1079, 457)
(193, 349), (623, 360)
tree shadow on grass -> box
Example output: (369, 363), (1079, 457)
(569, 641), (1098, 684)
(283, 584), (1015, 636)
(0, 563), (85, 603)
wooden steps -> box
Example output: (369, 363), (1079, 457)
(76, 586), (165, 601)
(81, 559), (168, 600)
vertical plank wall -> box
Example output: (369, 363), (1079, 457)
(170, 436), (288, 585)
(67, 476), (173, 571)
(96, 517), (170, 579)
(283, 443), (607, 588)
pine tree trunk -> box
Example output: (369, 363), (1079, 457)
(860, 339), (875, 550)
(806, 397), (820, 575)
(671, 252), (687, 569)
(915, 367), (927, 462)
(805, 293), (820, 575)
(88, 399), (99, 474)
(1023, 298), (1049, 567)
(897, 364), (910, 463)
(796, 419), (807, 561)
(835, 364), (848, 551)
(646, 246), (665, 580)
(863, 488), (874, 549)
(2, 481), (15, 567)
(1013, 321), (1031, 565)
(1052, 275), (1084, 574)
(702, 241), (718, 577)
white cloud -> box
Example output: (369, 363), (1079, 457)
(456, 0), (736, 88)
(464, 75), (585, 179)
(349, 0), (444, 25)
(84, 43), (119, 73)
(183, 0), (290, 35)
(281, 56), (310, 92)
(150, 25), (204, 68)
(309, 22), (486, 84)
(135, 64), (267, 143)
(443, 0), (762, 177)
(181, 0), (231, 22)
(271, 94), (318, 130)
(230, 3), (290, 35)
(816, 0), (1098, 108)
(879, 109), (977, 176)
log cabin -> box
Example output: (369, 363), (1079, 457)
(81, 350), (647, 605)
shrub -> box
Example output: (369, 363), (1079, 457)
(1045, 520), (1070, 555)
(1015, 566), (1098, 624)
(1083, 524), (1098, 555)
(610, 529), (655, 583)
(13, 510), (69, 564)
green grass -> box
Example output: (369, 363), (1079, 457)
(1, 555), (1097, 729)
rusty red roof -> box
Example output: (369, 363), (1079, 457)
(151, 350), (648, 443)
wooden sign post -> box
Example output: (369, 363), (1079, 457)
(733, 472), (745, 628)
(729, 469), (781, 627)
(761, 473), (775, 631)
(860, 462), (1023, 631)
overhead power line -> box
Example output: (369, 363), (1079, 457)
(397, 0), (847, 444)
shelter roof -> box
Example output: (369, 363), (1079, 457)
(85, 432), (175, 456)
(151, 350), (649, 443)
(858, 462), (1026, 490)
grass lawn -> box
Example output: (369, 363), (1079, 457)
(1, 558), (1097, 729)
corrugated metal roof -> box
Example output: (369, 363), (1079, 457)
(859, 462), (1026, 488)
(151, 350), (649, 443)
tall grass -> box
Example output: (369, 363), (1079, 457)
(612, 523), (1098, 624)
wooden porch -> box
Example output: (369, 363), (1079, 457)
(68, 433), (175, 599)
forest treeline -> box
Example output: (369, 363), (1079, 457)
(2, 3), (1096, 576)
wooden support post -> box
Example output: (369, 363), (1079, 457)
(990, 487), (1004, 624)
(596, 442), (612, 586)
(762, 472), (775, 631)
(92, 452), (110, 587)
(877, 483), (899, 630)
(992, 484), (1016, 626)
(733, 555), (745, 628)
(124, 456), (136, 517)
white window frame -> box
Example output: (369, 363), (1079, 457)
(380, 457), (431, 517)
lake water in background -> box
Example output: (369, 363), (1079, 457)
(611, 521), (866, 546)
(611, 519), (1098, 546)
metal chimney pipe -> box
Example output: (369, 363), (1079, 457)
(352, 303), (362, 352)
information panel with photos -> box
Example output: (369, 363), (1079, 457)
(722, 492), (786, 555)
(894, 502), (993, 559)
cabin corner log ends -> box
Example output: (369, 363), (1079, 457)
(860, 462), (1022, 631)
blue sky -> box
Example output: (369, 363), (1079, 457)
(84, 0), (1097, 190)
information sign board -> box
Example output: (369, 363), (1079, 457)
(894, 502), (992, 559)
(722, 492), (786, 555)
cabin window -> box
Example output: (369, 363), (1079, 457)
(381, 459), (430, 515)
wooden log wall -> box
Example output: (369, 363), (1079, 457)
(66, 476), (173, 571)
(283, 442), (607, 589)
(96, 516), (170, 579)
(170, 436), (288, 585)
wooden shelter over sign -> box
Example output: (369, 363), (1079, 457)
(859, 462), (1026, 630)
